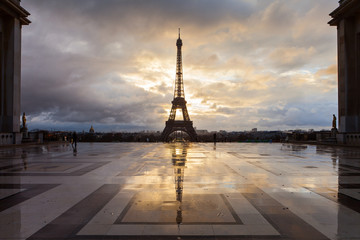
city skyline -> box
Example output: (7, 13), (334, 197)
(22, 0), (338, 132)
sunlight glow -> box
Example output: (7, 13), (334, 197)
(175, 109), (184, 121)
(21, 0), (339, 132)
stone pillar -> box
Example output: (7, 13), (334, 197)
(0, 1), (30, 140)
(329, 0), (360, 134)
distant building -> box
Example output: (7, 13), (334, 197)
(89, 125), (95, 133)
(195, 129), (208, 135)
(329, 0), (360, 145)
(251, 128), (257, 132)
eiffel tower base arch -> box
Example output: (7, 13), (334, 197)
(161, 120), (197, 142)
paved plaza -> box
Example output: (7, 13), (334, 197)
(0, 142), (360, 240)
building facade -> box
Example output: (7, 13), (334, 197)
(329, 0), (360, 145)
(0, 0), (30, 144)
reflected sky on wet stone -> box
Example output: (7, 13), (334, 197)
(1, 142), (360, 239)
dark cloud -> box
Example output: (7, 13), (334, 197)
(21, 0), (339, 131)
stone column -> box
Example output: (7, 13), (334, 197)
(329, 0), (360, 134)
(0, 0), (30, 143)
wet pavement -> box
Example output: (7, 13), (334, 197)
(0, 142), (360, 239)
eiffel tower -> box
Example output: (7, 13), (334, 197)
(161, 29), (197, 142)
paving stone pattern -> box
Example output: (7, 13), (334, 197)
(0, 142), (360, 239)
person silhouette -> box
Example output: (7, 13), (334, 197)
(72, 132), (78, 151)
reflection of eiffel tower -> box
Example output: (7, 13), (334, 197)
(171, 143), (187, 225)
(161, 29), (197, 142)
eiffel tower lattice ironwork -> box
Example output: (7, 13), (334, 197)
(161, 29), (197, 142)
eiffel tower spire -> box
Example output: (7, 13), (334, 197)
(174, 28), (185, 99)
(161, 30), (197, 142)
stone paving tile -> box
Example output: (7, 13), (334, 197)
(0, 142), (360, 239)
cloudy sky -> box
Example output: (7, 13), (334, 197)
(21, 0), (339, 132)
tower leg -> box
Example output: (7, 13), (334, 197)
(161, 120), (197, 142)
